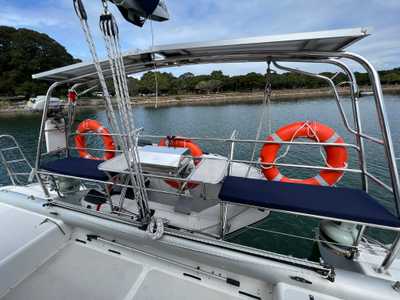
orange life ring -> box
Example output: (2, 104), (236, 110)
(259, 121), (348, 186)
(159, 137), (203, 189)
(75, 119), (116, 160)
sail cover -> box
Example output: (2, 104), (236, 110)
(111, 0), (169, 27)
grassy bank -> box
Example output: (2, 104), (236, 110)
(1, 85), (399, 114)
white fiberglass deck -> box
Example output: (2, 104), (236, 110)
(3, 234), (346, 300)
(0, 203), (261, 300)
(0, 202), (337, 300)
(1, 192), (399, 300)
(1, 238), (256, 300)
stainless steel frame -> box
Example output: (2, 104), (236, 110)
(29, 41), (400, 273)
(0, 135), (34, 185)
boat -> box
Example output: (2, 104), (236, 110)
(1, 1), (399, 299)
(25, 95), (63, 111)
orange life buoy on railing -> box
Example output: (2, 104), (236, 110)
(159, 137), (203, 190)
(259, 121), (348, 186)
(75, 119), (116, 160)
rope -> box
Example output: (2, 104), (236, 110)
(245, 61), (273, 178)
(260, 121), (339, 171)
(149, 19), (159, 109)
(99, 7), (151, 219)
(236, 225), (389, 254)
(72, 0), (121, 147)
(73, 0), (151, 220)
(146, 217), (164, 240)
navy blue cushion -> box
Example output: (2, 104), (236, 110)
(219, 176), (400, 228)
(41, 158), (108, 181)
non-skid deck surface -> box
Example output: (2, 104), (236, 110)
(3, 243), (142, 300)
(3, 242), (244, 300)
(133, 270), (240, 300)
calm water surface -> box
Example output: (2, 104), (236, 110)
(1, 95), (399, 259)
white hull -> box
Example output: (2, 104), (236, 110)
(0, 188), (399, 300)
(25, 96), (62, 111)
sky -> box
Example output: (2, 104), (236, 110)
(1, 0), (399, 76)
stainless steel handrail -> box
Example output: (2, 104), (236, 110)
(272, 62), (384, 145)
(37, 170), (191, 198)
(338, 52), (400, 271)
(0, 135), (34, 185)
(32, 50), (400, 272)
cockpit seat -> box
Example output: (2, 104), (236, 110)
(219, 176), (400, 229)
(41, 158), (109, 181)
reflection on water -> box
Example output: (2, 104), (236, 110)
(1, 95), (399, 258)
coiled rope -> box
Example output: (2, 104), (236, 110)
(146, 217), (165, 240)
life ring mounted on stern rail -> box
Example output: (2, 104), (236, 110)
(75, 119), (116, 160)
(259, 121), (348, 186)
(159, 137), (203, 190)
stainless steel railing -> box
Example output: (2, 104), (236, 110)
(31, 52), (400, 272)
(0, 135), (34, 185)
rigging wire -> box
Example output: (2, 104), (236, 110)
(72, 0), (120, 146)
(73, 0), (151, 221)
(226, 225), (389, 254)
(149, 19), (159, 109)
(245, 60), (273, 178)
(99, 6), (151, 220)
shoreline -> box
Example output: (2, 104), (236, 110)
(133, 85), (400, 108)
(1, 85), (399, 114)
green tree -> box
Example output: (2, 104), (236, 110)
(0, 26), (78, 97)
(127, 77), (140, 96)
(195, 80), (223, 94)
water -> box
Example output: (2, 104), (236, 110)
(1, 95), (399, 259)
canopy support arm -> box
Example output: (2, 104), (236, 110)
(272, 61), (375, 145)
(338, 52), (400, 218)
(336, 52), (400, 272)
(34, 81), (63, 198)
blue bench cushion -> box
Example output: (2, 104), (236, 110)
(219, 176), (400, 228)
(41, 158), (108, 181)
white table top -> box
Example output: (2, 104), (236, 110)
(98, 146), (229, 185)
(189, 156), (228, 184)
(98, 146), (189, 174)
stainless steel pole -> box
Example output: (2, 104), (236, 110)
(340, 52), (400, 216)
(34, 81), (62, 198)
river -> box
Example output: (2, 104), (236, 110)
(1, 95), (399, 259)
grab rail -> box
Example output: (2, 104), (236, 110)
(0, 135), (34, 185)
(33, 51), (400, 272)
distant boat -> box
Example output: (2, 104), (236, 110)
(25, 95), (63, 111)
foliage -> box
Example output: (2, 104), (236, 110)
(2, 26), (400, 99)
(195, 80), (222, 94)
(127, 67), (400, 96)
(0, 26), (79, 97)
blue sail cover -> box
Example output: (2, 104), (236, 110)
(219, 176), (400, 228)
